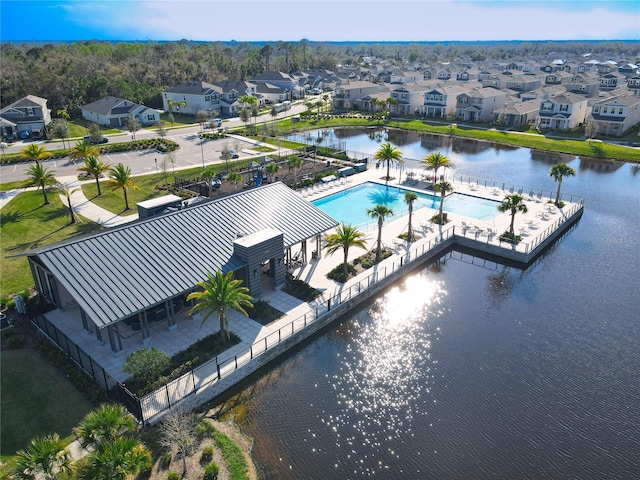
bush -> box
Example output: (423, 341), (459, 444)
(327, 263), (357, 283)
(283, 275), (320, 302)
(201, 445), (214, 460)
(196, 419), (216, 439)
(204, 462), (220, 480)
(161, 452), (172, 469)
(249, 300), (283, 326)
(499, 231), (522, 244)
(123, 347), (171, 384)
(167, 471), (180, 480)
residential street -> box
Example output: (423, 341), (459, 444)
(0, 99), (316, 183)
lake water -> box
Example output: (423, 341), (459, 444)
(226, 129), (640, 479)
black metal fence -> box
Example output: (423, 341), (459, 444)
(30, 314), (144, 423)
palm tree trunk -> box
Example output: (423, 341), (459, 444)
(42, 183), (49, 205)
(555, 180), (562, 206)
(386, 161), (390, 181)
(509, 213), (515, 236)
(343, 249), (349, 277)
(123, 187), (129, 210)
(95, 176), (102, 196)
(376, 220), (383, 262)
(407, 207), (413, 242)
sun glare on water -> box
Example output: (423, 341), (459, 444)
(321, 272), (447, 475)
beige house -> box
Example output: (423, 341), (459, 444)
(421, 84), (477, 118)
(535, 92), (589, 131)
(332, 81), (387, 110)
(588, 94), (640, 137)
(456, 87), (508, 123)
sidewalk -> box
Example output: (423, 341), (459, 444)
(56, 175), (139, 227)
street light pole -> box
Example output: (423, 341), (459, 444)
(200, 138), (205, 168)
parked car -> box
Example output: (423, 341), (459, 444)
(19, 131), (30, 139)
(83, 135), (109, 144)
(312, 88), (322, 95)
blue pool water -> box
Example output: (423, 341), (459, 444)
(312, 181), (500, 226)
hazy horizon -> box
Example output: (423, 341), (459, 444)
(1, 1), (639, 43)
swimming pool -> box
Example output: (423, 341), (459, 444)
(312, 182), (500, 226)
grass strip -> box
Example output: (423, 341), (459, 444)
(0, 349), (94, 456)
(212, 430), (249, 480)
(1, 190), (103, 296)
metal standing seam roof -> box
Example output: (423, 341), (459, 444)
(30, 183), (338, 329)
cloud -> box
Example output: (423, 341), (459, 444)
(23, 0), (640, 41)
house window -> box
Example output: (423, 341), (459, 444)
(603, 107), (608, 114)
(459, 97), (468, 104)
(542, 103), (552, 112)
(618, 108), (623, 114)
(594, 106), (600, 113)
(559, 104), (569, 112)
(147, 114), (154, 121)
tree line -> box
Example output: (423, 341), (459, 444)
(1, 39), (636, 120)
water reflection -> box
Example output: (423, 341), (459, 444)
(578, 157), (625, 173)
(323, 274), (445, 476)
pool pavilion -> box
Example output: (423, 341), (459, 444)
(25, 183), (338, 354)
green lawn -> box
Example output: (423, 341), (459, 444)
(0, 190), (103, 297)
(0, 349), (94, 456)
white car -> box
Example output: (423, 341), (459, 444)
(312, 88), (322, 95)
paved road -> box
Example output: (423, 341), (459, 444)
(0, 99), (317, 183)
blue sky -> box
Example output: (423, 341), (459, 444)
(1, 0), (639, 42)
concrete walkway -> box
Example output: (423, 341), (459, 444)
(55, 175), (139, 227)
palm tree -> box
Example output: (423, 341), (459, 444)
(24, 163), (56, 205)
(78, 155), (109, 196)
(264, 162), (280, 183)
(323, 223), (367, 278)
(286, 156), (303, 190)
(187, 271), (253, 343)
(76, 404), (137, 450)
(373, 142), (403, 181)
(422, 152), (454, 183)
(21, 144), (51, 165)
(202, 166), (217, 197)
(367, 204), (394, 262)
(498, 194), (528, 237)
(56, 183), (79, 224)
(107, 163), (138, 211)
(549, 163), (576, 206)
(385, 96), (399, 116)
(69, 140), (99, 165)
(433, 181), (453, 225)
(166, 99), (186, 114)
(404, 191), (418, 242)
(13, 434), (73, 480)
(227, 172), (243, 191)
(369, 98), (379, 114)
(84, 437), (151, 480)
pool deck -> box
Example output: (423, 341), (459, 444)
(41, 164), (583, 423)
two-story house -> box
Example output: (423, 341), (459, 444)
(598, 72), (625, 91)
(456, 87), (508, 123)
(389, 83), (433, 116)
(588, 94), (640, 137)
(162, 81), (223, 117)
(534, 92), (589, 131)
(0, 95), (51, 140)
(565, 73), (600, 97)
(249, 71), (301, 99)
(626, 74), (640, 96)
(421, 84), (476, 118)
(332, 81), (387, 110)
(214, 81), (257, 117)
(81, 96), (160, 128)
(492, 99), (541, 128)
